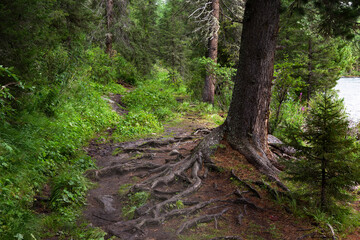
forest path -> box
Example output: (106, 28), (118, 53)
(83, 94), (317, 240)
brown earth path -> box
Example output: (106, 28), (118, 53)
(83, 95), (336, 240)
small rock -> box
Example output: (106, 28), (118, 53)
(170, 149), (180, 156)
(268, 134), (283, 145)
(98, 195), (116, 213)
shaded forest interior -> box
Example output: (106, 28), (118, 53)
(1, 0), (360, 239)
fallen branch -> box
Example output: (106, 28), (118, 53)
(210, 237), (243, 240)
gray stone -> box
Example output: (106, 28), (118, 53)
(98, 195), (116, 213)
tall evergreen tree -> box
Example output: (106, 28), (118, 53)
(157, 0), (191, 79)
(126, 0), (159, 74)
(0, 0), (94, 77)
(276, 3), (355, 101)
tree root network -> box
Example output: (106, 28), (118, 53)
(88, 125), (295, 239)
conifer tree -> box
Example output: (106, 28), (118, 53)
(285, 90), (360, 210)
(157, 0), (190, 79)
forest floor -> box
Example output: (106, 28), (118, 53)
(82, 93), (358, 240)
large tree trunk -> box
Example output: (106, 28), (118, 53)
(106, 0), (114, 56)
(223, 0), (281, 177)
(202, 0), (220, 104)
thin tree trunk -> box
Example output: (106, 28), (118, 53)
(307, 38), (313, 101)
(321, 156), (326, 209)
(106, 0), (114, 56)
(272, 100), (284, 133)
(202, 0), (220, 104)
(224, 0), (281, 177)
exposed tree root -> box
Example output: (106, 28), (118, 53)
(113, 135), (196, 154)
(253, 181), (291, 200)
(107, 199), (222, 237)
(210, 237), (243, 240)
(138, 136), (194, 148)
(176, 208), (229, 234)
(232, 189), (263, 211)
(231, 169), (261, 198)
(227, 137), (289, 191)
(103, 127), (226, 237)
(92, 213), (117, 223)
(85, 162), (161, 180)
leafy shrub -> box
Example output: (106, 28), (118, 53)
(41, 45), (70, 84)
(0, 62), (125, 239)
(123, 68), (182, 120)
(50, 169), (90, 210)
(85, 47), (140, 85)
(124, 81), (177, 117)
(115, 55), (140, 85)
(0, 65), (24, 121)
(85, 47), (117, 84)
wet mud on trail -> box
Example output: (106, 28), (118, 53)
(83, 95), (320, 240)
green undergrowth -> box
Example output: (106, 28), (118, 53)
(107, 65), (226, 143)
(0, 66), (126, 239)
(262, 176), (360, 237)
(110, 66), (189, 142)
(0, 58), (225, 239)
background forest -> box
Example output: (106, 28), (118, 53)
(0, 0), (360, 239)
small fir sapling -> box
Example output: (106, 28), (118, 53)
(284, 89), (360, 210)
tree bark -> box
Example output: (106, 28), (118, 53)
(202, 0), (220, 104)
(106, 0), (114, 56)
(223, 0), (281, 177)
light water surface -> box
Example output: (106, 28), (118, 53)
(335, 77), (360, 122)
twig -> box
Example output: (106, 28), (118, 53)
(327, 223), (336, 240)
(176, 208), (228, 234)
(1, 82), (19, 91)
(231, 170), (261, 198)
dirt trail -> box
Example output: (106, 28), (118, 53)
(84, 113), (214, 239)
(83, 95), (319, 240)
